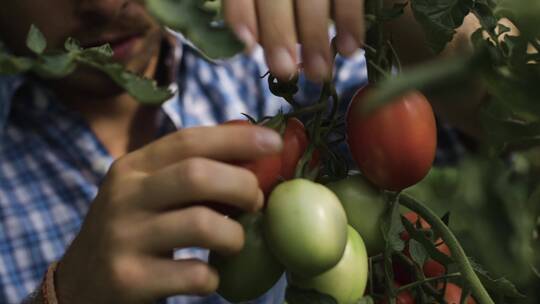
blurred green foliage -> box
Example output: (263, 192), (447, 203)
(404, 150), (540, 303)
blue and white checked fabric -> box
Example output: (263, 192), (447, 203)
(0, 32), (466, 304)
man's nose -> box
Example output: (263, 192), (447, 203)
(75, 0), (129, 24)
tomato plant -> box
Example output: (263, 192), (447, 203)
(209, 213), (284, 302)
(4, 0), (539, 303)
(264, 179), (348, 276)
(326, 174), (387, 256)
(289, 226), (369, 304)
(395, 212), (451, 283)
(346, 87), (437, 191)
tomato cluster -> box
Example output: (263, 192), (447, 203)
(210, 179), (370, 303)
(208, 86), (462, 303)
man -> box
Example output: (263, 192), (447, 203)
(0, 1), (480, 303)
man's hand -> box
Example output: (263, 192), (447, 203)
(223, 0), (365, 82)
(54, 125), (283, 304)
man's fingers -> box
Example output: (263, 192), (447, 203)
(144, 258), (220, 298)
(255, 0), (298, 80)
(333, 0), (365, 57)
(295, 0), (332, 82)
(141, 206), (245, 255)
(125, 125), (282, 173)
(139, 158), (263, 211)
(223, 0), (259, 51)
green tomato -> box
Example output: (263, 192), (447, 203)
(327, 175), (386, 256)
(209, 212), (284, 303)
(289, 226), (369, 304)
(264, 179), (348, 276)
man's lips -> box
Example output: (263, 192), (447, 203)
(81, 33), (144, 60)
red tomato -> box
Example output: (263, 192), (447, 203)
(395, 212), (451, 283)
(441, 283), (477, 304)
(424, 243), (450, 278)
(226, 120), (282, 194)
(380, 288), (414, 304)
(280, 118), (309, 180)
(346, 87), (437, 191)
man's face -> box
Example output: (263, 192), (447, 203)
(0, 0), (163, 98)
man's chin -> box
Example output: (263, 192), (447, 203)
(48, 62), (142, 100)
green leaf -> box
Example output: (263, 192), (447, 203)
(384, 198), (405, 252)
(379, 2), (408, 22)
(0, 53), (33, 75)
(481, 66), (540, 120)
(64, 38), (83, 52)
(470, 259), (527, 299)
(83, 44), (114, 60)
(409, 239), (429, 266)
(410, 0), (474, 53)
(88, 61), (173, 104)
(146, 0), (243, 60)
(361, 55), (475, 115)
(497, 23), (511, 36)
(74, 43), (171, 104)
(34, 53), (77, 78)
(285, 285), (338, 304)
(480, 102), (540, 154)
(26, 24), (47, 55)
(495, 0), (540, 38)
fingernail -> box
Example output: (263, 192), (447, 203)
(269, 47), (296, 80)
(337, 33), (359, 56)
(255, 129), (283, 152)
(306, 53), (329, 83)
(234, 25), (255, 52)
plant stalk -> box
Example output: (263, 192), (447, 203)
(399, 194), (495, 304)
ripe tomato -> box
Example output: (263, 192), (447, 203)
(209, 213), (284, 302)
(280, 118), (309, 180)
(264, 179), (348, 276)
(346, 87), (437, 191)
(424, 243), (450, 278)
(289, 226), (369, 304)
(225, 120), (282, 194)
(326, 174), (386, 256)
(441, 283), (477, 304)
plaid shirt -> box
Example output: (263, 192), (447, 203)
(0, 32), (465, 304)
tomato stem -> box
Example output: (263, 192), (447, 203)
(285, 101), (327, 118)
(398, 194), (495, 304)
(396, 273), (461, 293)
